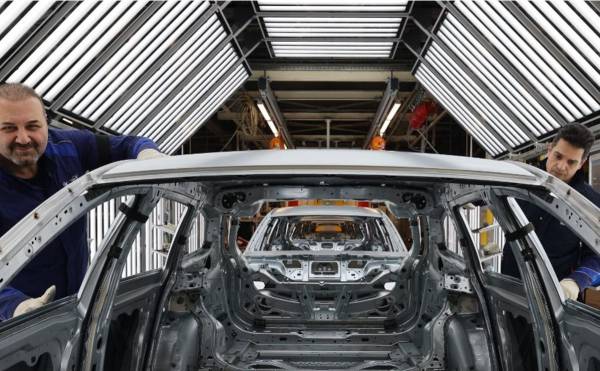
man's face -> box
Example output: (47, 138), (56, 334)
(546, 138), (586, 183)
(0, 97), (48, 169)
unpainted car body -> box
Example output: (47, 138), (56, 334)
(0, 149), (598, 370)
(243, 206), (408, 322)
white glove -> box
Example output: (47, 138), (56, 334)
(560, 279), (579, 300)
(13, 285), (56, 317)
(136, 149), (165, 160)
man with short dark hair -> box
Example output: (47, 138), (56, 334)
(502, 123), (600, 300)
(0, 83), (163, 319)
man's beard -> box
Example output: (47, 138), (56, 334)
(9, 143), (41, 166)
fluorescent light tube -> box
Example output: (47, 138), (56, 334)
(379, 102), (401, 135)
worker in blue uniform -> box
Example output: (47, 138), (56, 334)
(0, 83), (163, 320)
(502, 123), (600, 300)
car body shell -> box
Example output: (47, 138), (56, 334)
(0, 149), (598, 371)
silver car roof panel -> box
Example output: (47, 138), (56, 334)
(98, 150), (539, 186)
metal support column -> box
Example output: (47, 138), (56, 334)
(326, 119), (331, 149)
(390, 3), (414, 60)
(258, 76), (295, 148)
(363, 77), (399, 148)
(251, 2), (275, 59)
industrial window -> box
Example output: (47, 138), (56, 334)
(88, 197), (202, 278)
(456, 203), (505, 273)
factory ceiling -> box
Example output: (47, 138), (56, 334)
(0, 1), (598, 158)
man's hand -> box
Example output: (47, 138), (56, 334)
(13, 285), (56, 317)
(136, 149), (165, 160)
(560, 279), (579, 300)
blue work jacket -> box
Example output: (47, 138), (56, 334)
(502, 164), (600, 291)
(0, 128), (157, 320)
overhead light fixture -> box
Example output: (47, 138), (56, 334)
(257, 77), (294, 148)
(379, 102), (401, 136)
(257, 101), (279, 137)
(260, 2), (405, 59)
(364, 77), (399, 148)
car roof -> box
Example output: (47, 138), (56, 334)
(271, 206), (383, 218)
(97, 149), (538, 186)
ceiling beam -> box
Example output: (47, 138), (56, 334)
(239, 134), (416, 142)
(246, 90), (384, 101)
(244, 90), (415, 101)
(258, 77), (295, 148)
(363, 77), (399, 148)
(284, 112), (375, 121)
(249, 70), (416, 82)
(255, 11), (409, 18)
(219, 111), (375, 121)
(249, 62), (414, 71)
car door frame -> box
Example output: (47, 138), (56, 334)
(0, 164), (205, 371)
